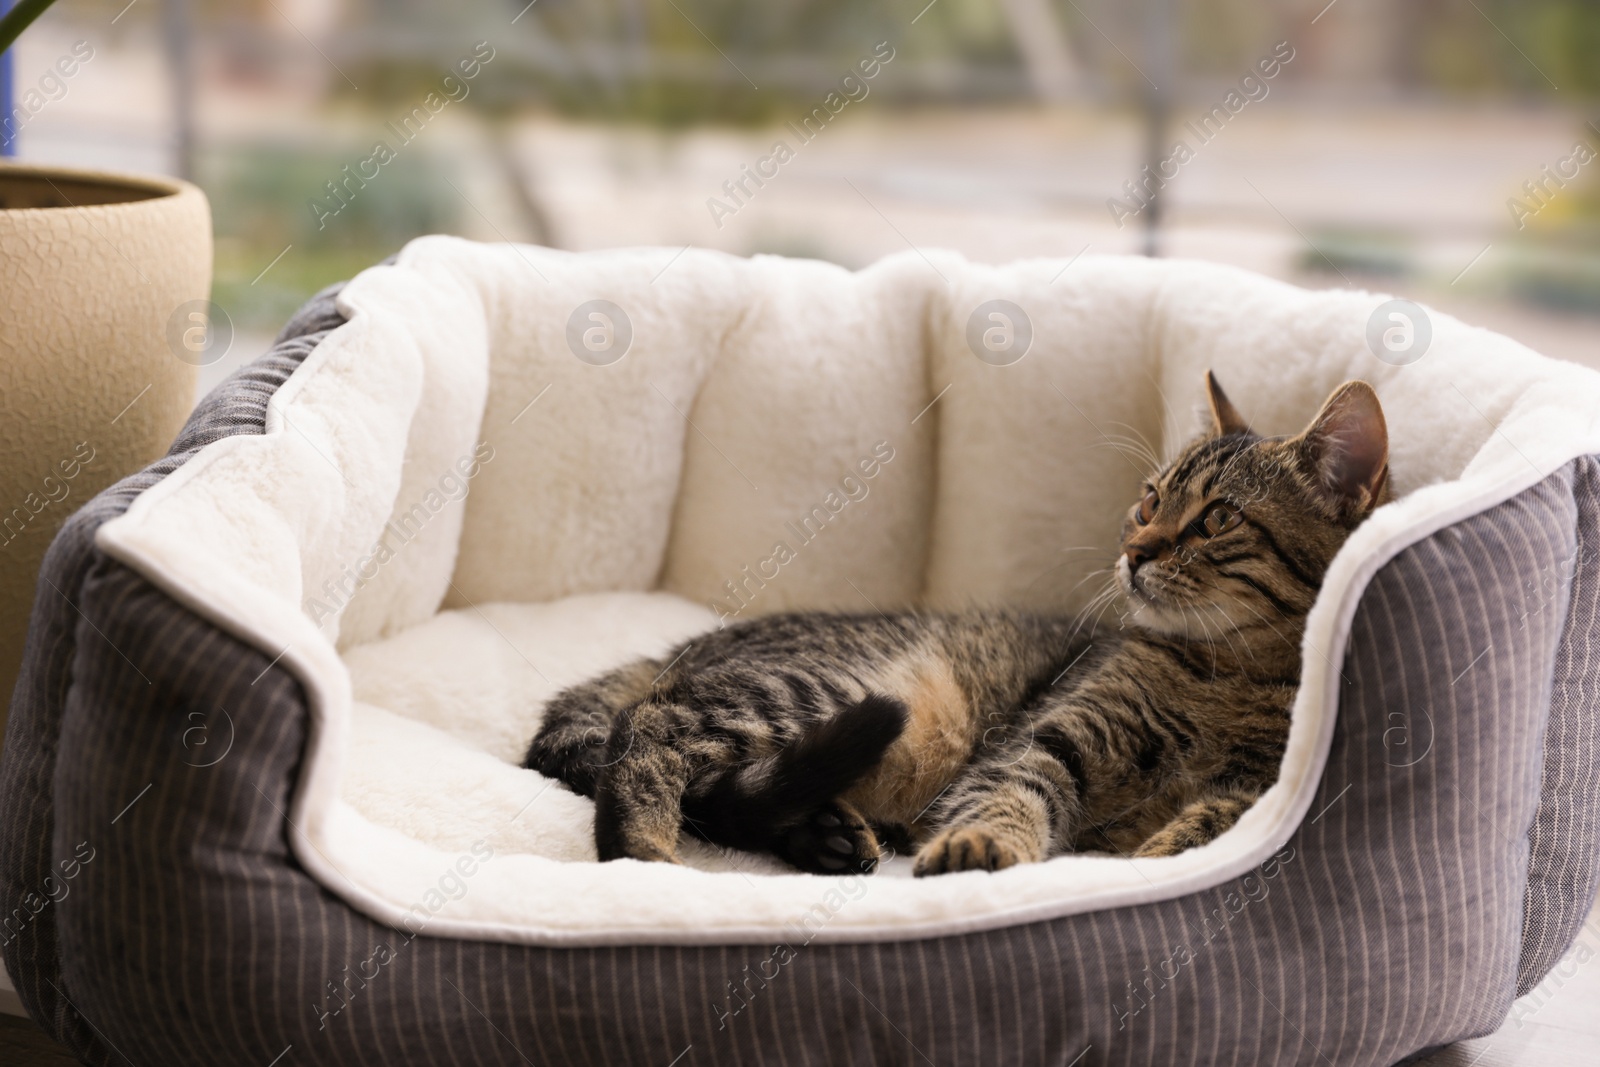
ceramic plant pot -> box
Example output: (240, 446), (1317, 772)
(0, 162), (212, 733)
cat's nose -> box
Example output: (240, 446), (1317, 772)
(1125, 543), (1159, 574)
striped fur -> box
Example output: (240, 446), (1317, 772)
(525, 374), (1392, 874)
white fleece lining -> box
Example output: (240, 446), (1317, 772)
(95, 237), (1600, 947)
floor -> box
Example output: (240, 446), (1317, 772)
(1414, 887), (1600, 1066)
(0, 1013), (78, 1065)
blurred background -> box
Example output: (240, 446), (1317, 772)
(5, 0), (1600, 391)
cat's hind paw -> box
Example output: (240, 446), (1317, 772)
(777, 801), (881, 875)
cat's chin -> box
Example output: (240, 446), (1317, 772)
(1121, 595), (1190, 636)
(1119, 574), (1215, 637)
(1124, 586), (1256, 639)
(1118, 577), (1186, 635)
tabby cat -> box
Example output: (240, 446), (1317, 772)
(524, 373), (1390, 876)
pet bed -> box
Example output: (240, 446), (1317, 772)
(4, 237), (1600, 1066)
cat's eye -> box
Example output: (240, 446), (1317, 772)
(1135, 491), (1158, 525)
(1199, 503), (1242, 538)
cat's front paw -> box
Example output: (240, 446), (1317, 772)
(913, 825), (1036, 876)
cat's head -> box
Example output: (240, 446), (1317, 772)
(1117, 372), (1390, 636)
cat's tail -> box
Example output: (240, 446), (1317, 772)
(688, 694), (908, 848)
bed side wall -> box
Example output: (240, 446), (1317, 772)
(324, 256), (493, 651)
(1518, 453), (1600, 993)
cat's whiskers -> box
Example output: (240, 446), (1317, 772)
(1136, 368), (1185, 441)
(1090, 443), (1161, 482)
(1183, 603), (1217, 660)
(1026, 547), (1116, 596)
(1225, 592), (1309, 662)
(1099, 433), (1161, 472)
(1180, 604), (1223, 679)
(1088, 593), (1124, 638)
(1060, 564), (1116, 603)
(1211, 438), (1259, 487)
(1068, 581), (1123, 644)
(1103, 420), (1166, 471)
(1069, 584), (1118, 633)
(1213, 601), (1261, 667)
(1195, 598), (1254, 671)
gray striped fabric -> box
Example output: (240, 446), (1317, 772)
(4, 286), (1598, 1066)
(1518, 456), (1600, 995)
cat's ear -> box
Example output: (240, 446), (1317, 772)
(1292, 380), (1390, 518)
(1205, 370), (1250, 436)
